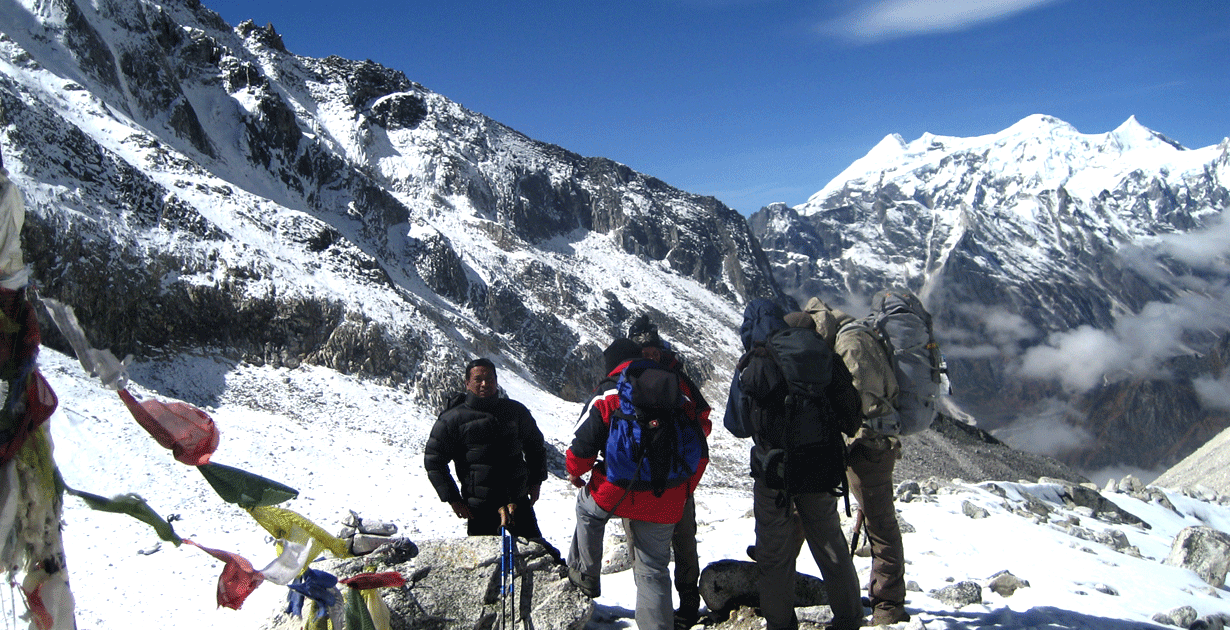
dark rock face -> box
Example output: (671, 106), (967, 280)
(750, 123), (1230, 475)
(898, 415), (1089, 485)
(698, 559), (828, 616)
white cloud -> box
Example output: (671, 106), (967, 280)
(992, 397), (1091, 457)
(821, 0), (1065, 43)
(1019, 325), (1126, 393)
(1018, 294), (1230, 394)
(1195, 375), (1230, 411)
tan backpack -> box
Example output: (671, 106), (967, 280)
(804, 297), (899, 421)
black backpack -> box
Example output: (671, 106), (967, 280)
(750, 327), (849, 497)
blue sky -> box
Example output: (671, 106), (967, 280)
(204, 0), (1229, 215)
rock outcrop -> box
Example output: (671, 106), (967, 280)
(264, 536), (590, 630)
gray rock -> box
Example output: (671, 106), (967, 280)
(707, 605), (765, 630)
(1093, 529), (1139, 555)
(350, 533), (395, 555)
(1093, 583), (1119, 596)
(987, 570), (1029, 597)
(264, 536), (588, 630)
(357, 520), (399, 536)
(1165, 526), (1230, 587)
(699, 559), (828, 615)
(932, 581), (982, 607)
(600, 525), (632, 575)
(962, 500), (990, 519)
(1036, 478), (1149, 529)
(1118, 475), (1145, 494)
(1163, 605), (1199, 628)
(897, 481), (921, 503)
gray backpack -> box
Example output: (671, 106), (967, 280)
(865, 289), (944, 436)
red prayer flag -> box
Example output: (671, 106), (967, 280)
(184, 539), (265, 609)
(119, 389), (219, 466)
(23, 583), (53, 630)
(339, 572), (406, 590)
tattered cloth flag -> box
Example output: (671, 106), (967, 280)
(248, 504), (352, 560)
(118, 389), (219, 466)
(199, 461), (298, 508)
(0, 169), (74, 630)
(338, 572), (406, 590)
(184, 539), (265, 609)
(257, 532), (313, 586)
(39, 298), (129, 391)
(60, 481), (182, 545)
(288, 567), (344, 629)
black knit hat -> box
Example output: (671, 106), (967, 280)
(628, 314), (662, 348)
(603, 338), (642, 374)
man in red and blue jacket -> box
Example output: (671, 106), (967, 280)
(565, 338), (710, 630)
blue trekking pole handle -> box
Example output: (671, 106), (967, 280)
(501, 526), (514, 595)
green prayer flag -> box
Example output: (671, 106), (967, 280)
(199, 461), (298, 508)
(345, 587), (378, 630)
(65, 486), (182, 545)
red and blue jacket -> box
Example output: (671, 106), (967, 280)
(565, 359), (711, 524)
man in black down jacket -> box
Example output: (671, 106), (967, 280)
(424, 358), (548, 537)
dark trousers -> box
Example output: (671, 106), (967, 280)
(673, 493), (700, 613)
(753, 480), (863, 630)
(466, 496), (542, 538)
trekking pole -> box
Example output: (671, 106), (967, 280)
(849, 507), (865, 556)
(500, 526), (515, 629)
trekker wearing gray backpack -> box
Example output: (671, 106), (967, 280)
(805, 289), (944, 626)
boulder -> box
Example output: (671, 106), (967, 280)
(1164, 526), (1230, 587)
(601, 521), (632, 575)
(962, 501), (990, 519)
(264, 536), (590, 630)
(1152, 605), (1199, 628)
(987, 570), (1029, 597)
(699, 559), (828, 615)
(933, 581), (982, 607)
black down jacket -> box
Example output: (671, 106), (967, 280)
(423, 392), (548, 510)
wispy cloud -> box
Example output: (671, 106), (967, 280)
(821, 0), (1065, 44)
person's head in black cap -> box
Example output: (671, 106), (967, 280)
(603, 338), (642, 375)
(628, 314), (661, 349)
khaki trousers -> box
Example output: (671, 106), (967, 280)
(846, 428), (906, 616)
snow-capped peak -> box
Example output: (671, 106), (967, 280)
(802, 114), (1217, 214)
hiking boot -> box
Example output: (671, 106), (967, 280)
(870, 604), (910, 626)
(674, 607), (700, 630)
(567, 566), (600, 599)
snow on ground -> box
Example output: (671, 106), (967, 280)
(4, 347), (1229, 630)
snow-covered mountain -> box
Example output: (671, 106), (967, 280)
(750, 115), (1230, 480)
(0, 0), (784, 418)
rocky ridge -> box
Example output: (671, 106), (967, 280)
(0, 0), (784, 416)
